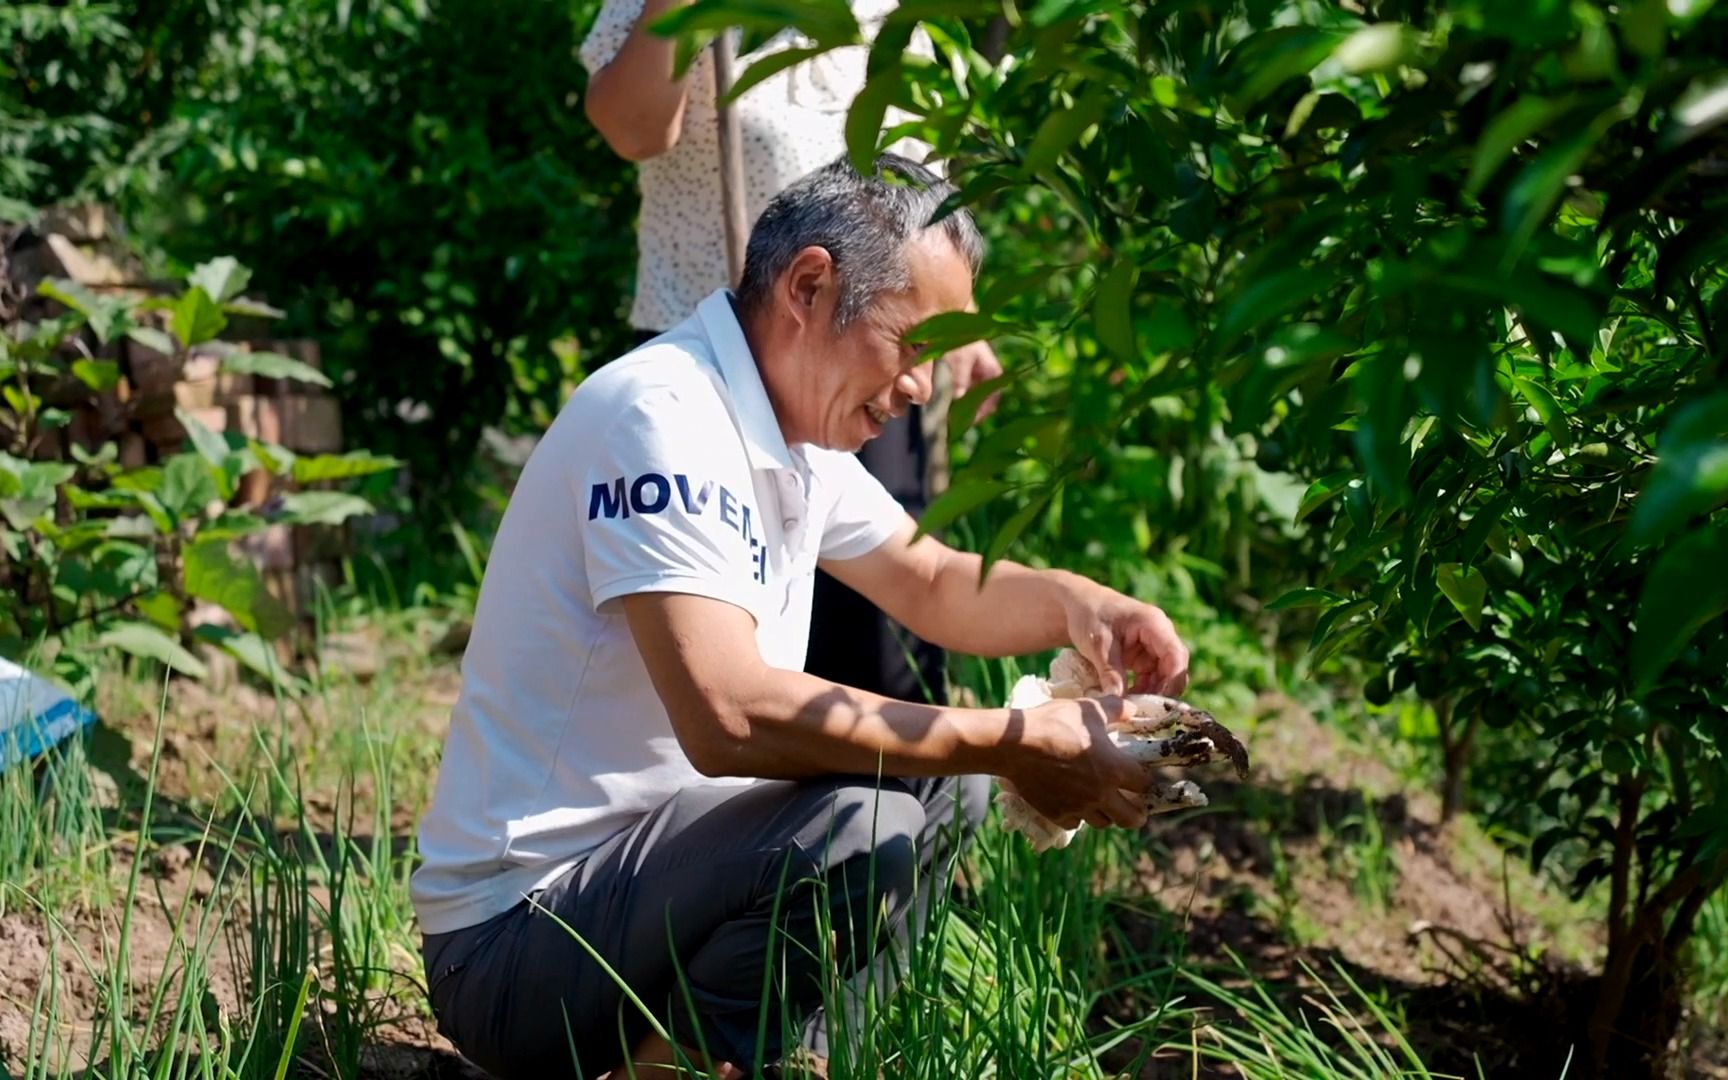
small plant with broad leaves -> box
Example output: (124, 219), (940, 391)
(1, 251), (397, 698)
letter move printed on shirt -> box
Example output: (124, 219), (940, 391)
(588, 473), (768, 584)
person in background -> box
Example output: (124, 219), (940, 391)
(579, 0), (1003, 708)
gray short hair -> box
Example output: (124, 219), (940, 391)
(736, 153), (984, 327)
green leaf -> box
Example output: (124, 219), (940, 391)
(948, 375), (1010, 436)
(193, 625), (308, 697)
(1265, 587), (1347, 612)
(1619, 0), (1668, 58)
(221, 351), (332, 388)
(846, 71), (900, 174)
(126, 325), (178, 357)
(983, 488), (1055, 569)
(1224, 26), (1344, 115)
(1511, 376), (1570, 448)
(188, 257), (252, 303)
(1216, 265), (1341, 351)
(1501, 105), (1622, 258)
(1309, 598), (1372, 651)
(1628, 393), (1728, 548)
(159, 454), (220, 521)
(277, 491), (374, 526)
(221, 297), (285, 320)
(1024, 90), (1110, 174)
(1295, 470), (1357, 523)
(1458, 494), (1514, 567)
(918, 478), (1014, 537)
(726, 46), (825, 102)
(1310, 619), (1372, 668)
(0, 455), (74, 529)
(1631, 520), (1728, 694)
(1436, 562), (1488, 631)
(37, 278), (124, 343)
(171, 287), (227, 347)
(183, 539), (294, 639)
(0, 197), (37, 227)
(1330, 23), (1413, 75)
(1092, 259), (1137, 365)
(93, 622), (208, 679)
(135, 592), (184, 633)
(1531, 825), (1570, 872)
(176, 408), (234, 470)
(651, 0), (859, 51)
(289, 451), (401, 485)
(908, 311), (1003, 355)
(71, 359), (120, 393)
(1465, 95), (1577, 198)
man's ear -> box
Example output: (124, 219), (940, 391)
(781, 246), (835, 330)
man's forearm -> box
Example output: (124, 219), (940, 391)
(910, 548), (1099, 658)
(585, 0), (694, 161)
(688, 665), (1027, 780)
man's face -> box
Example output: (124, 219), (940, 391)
(797, 234), (976, 452)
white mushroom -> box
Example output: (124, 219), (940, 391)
(995, 650), (1250, 852)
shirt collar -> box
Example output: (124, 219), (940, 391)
(697, 288), (795, 472)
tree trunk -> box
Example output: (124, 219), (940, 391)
(1436, 697), (1479, 822)
(1587, 917), (1686, 1078)
(1585, 857), (1728, 1077)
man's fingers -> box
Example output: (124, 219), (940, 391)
(1124, 613), (1190, 697)
(1105, 789), (1149, 830)
(1092, 694), (1134, 727)
(1101, 735), (1152, 794)
(1083, 625), (1125, 696)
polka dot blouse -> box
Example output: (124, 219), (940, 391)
(580, 0), (932, 333)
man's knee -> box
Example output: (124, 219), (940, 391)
(954, 774), (992, 834)
(818, 780), (925, 872)
(915, 774), (991, 847)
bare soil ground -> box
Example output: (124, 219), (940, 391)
(1097, 694), (1603, 1077)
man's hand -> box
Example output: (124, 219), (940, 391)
(943, 340), (1003, 423)
(1063, 586), (1190, 698)
(1000, 696), (1151, 830)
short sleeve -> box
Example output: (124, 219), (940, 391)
(582, 388), (764, 617)
(579, 0), (646, 76)
(813, 449), (908, 561)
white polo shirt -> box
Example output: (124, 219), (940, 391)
(411, 290), (908, 935)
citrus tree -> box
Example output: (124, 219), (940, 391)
(672, 0), (1728, 1073)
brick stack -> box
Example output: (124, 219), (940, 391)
(117, 334), (349, 618)
(11, 204), (352, 620)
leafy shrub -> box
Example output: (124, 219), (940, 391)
(682, 0), (1728, 1073)
(1, 251), (396, 696)
(6, 0), (638, 523)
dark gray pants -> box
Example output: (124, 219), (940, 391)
(422, 774), (990, 1079)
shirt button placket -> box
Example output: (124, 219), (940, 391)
(777, 470), (808, 614)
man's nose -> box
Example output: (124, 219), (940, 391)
(895, 365), (933, 407)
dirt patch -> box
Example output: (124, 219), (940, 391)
(0, 838), (474, 1078)
(3, 622), (469, 1078)
(91, 623), (463, 837)
(1102, 695), (1605, 1075)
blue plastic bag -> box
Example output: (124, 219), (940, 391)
(0, 657), (99, 772)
